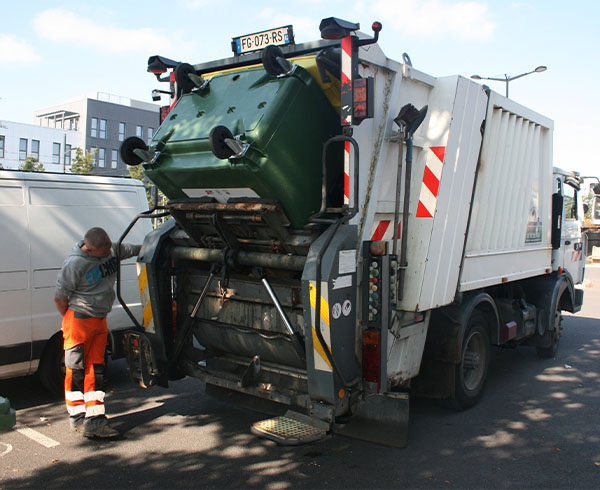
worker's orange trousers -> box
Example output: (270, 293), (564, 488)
(62, 310), (108, 423)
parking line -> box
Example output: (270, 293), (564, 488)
(0, 442), (13, 457)
(14, 423), (60, 448)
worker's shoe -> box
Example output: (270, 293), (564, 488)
(83, 424), (120, 439)
(69, 415), (84, 433)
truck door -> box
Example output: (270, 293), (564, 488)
(561, 179), (585, 284)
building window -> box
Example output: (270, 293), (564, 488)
(65, 144), (72, 166)
(119, 122), (125, 142)
(99, 119), (107, 139)
(147, 127), (153, 145)
(91, 118), (98, 138)
(0, 135), (4, 158)
(19, 138), (27, 160)
(53, 143), (61, 164)
(31, 140), (40, 160)
(98, 148), (105, 168)
(111, 149), (118, 168)
(136, 125), (142, 137)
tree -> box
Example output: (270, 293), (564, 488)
(128, 165), (168, 227)
(19, 156), (45, 172)
(70, 148), (97, 174)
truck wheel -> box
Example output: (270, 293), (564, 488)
(451, 311), (490, 410)
(536, 301), (562, 358)
(38, 333), (65, 396)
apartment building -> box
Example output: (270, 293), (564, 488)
(0, 120), (79, 172)
(34, 93), (160, 176)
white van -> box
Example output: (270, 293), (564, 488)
(0, 171), (152, 393)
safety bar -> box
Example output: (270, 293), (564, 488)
(116, 207), (171, 330)
(312, 134), (359, 223)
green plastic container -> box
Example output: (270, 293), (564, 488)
(145, 63), (342, 228)
(0, 396), (16, 430)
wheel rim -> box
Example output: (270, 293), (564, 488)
(461, 330), (486, 391)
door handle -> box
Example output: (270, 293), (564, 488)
(565, 240), (571, 245)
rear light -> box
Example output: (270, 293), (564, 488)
(160, 106), (171, 124)
(362, 329), (381, 386)
(353, 77), (373, 121)
(172, 299), (178, 337)
(132, 338), (140, 348)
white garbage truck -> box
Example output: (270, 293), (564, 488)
(117, 18), (586, 446)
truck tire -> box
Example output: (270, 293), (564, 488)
(536, 300), (562, 358)
(38, 333), (65, 396)
(451, 311), (491, 410)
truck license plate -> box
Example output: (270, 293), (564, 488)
(232, 26), (294, 55)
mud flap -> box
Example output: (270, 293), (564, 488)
(334, 392), (409, 447)
(251, 410), (328, 446)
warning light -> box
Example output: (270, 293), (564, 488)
(338, 388), (346, 399)
(369, 240), (387, 256)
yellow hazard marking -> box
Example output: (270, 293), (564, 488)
(309, 283), (330, 325)
(137, 264), (154, 332)
(138, 265), (148, 297)
(143, 301), (153, 329)
(309, 283), (332, 368)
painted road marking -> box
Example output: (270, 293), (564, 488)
(14, 423), (60, 448)
(0, 442), (13, 457)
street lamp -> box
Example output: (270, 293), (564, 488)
(471, 65), (547, 98)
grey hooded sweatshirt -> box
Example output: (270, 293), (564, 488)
(55, 240), (141, 318)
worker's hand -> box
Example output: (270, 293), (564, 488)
(54, 298), (68, 316)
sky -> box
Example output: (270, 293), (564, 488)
(1, 0), (599, 178)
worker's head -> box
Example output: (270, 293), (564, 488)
(83, 227), (113, 257)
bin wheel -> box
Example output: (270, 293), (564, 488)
(120, 136), (148, 166)
(209, 126), (235, 159)
(262, 45), (289, 76)
(174, 63), (197, 94)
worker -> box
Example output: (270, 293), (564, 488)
(54, 227), (141, 439)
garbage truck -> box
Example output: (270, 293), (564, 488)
(118, 18), (586, 447)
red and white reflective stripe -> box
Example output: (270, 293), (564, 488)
(370, 220), (401, 241)
(571, 250), (583, 262)
(344, 141), (350, 205)
(341, 36), (353, 125)
(416, 146), (446, 218)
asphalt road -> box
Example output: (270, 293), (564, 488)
(1, 267), (599, 489)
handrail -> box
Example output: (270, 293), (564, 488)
(312, 134), (359, 223)
(116, 206), (170, 330)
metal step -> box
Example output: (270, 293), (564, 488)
(251, 411), (328, 446)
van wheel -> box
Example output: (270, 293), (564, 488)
(38, 333), (65, 396)
(450, 311), (491, 410)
